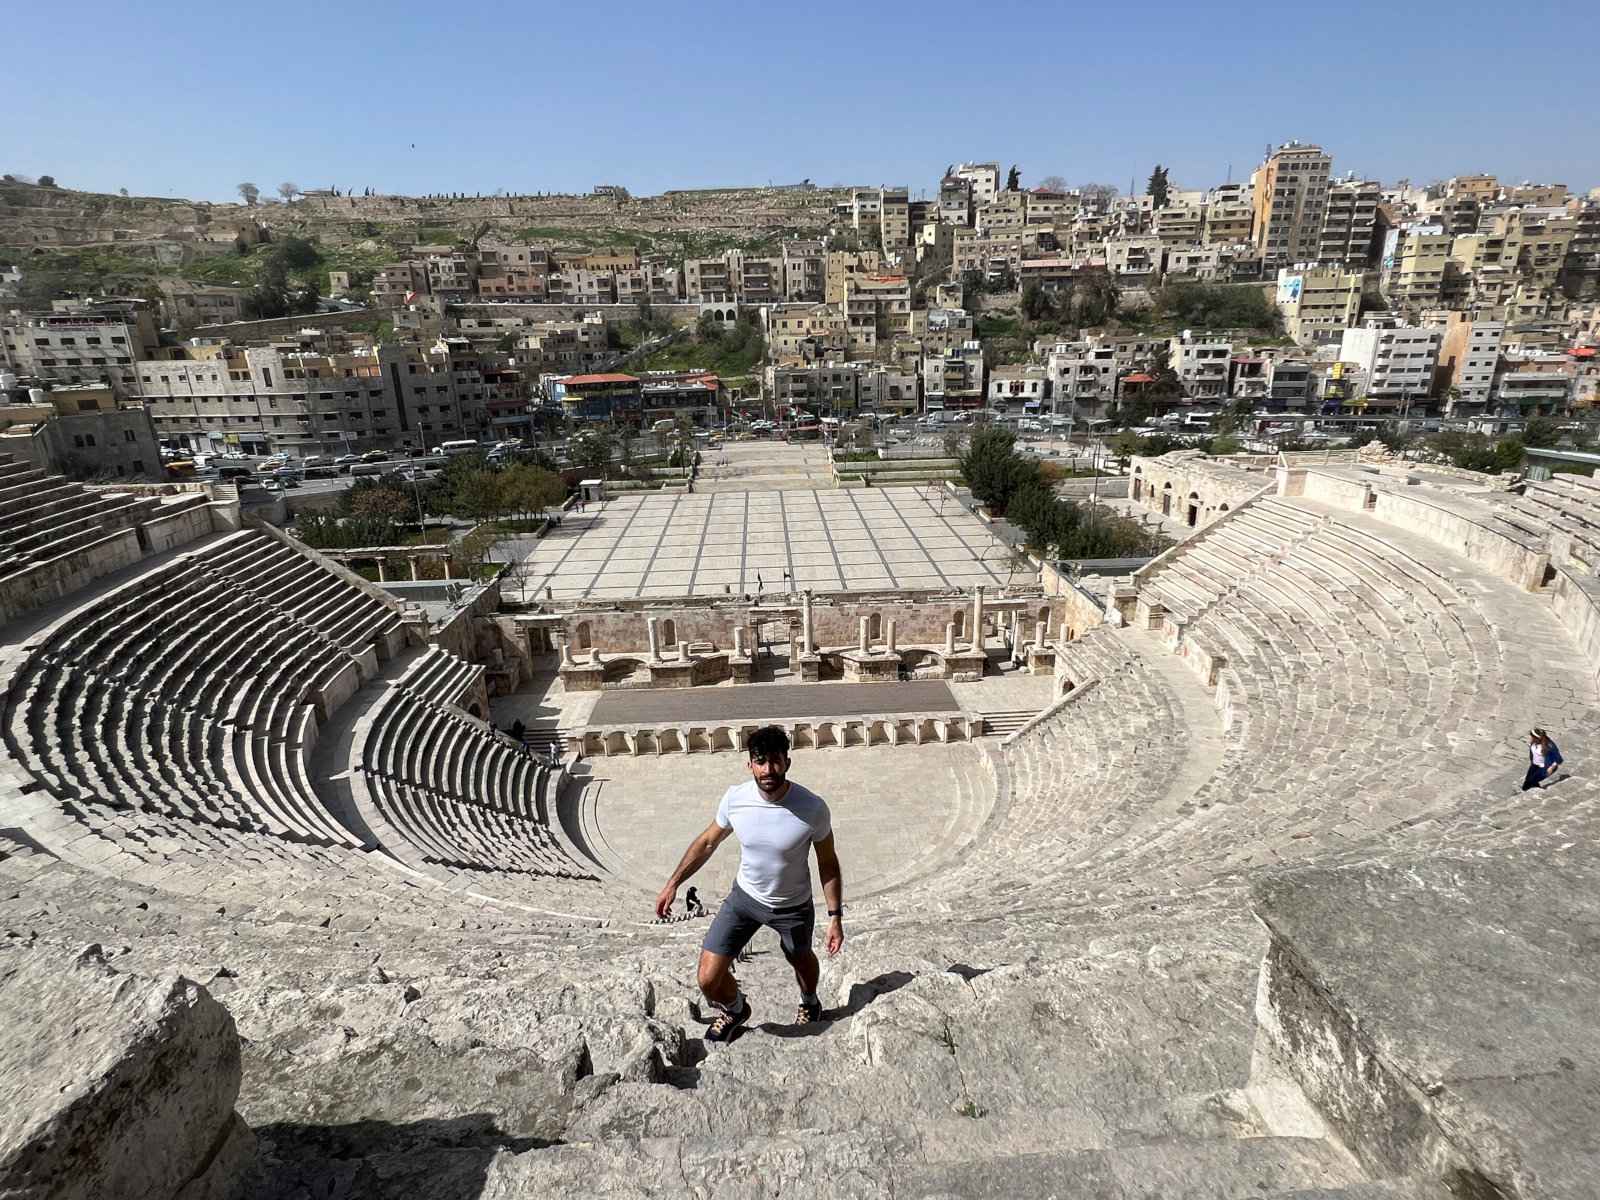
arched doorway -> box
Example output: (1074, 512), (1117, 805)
(1186, 491), (1200, 528)
(952, 609), (966, 637)
(867, 613), (882, 642)
(1161, 483), (1173, 517)
(1131, 468), (1143, 502)
(575, 621), (592, 650)
(660, 617), (677, 647)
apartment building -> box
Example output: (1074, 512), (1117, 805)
(420, 245), (479, 301)
(954, 163), (1001, 207)
(1251, 141), (1334, 267)
(878, 188), (910, 249)
(1338, 320), (1441, 410)
(1275, 265), (1363, 345)
(1153, 201), (1205, 246)
(513, 317), (610, 376)
(1024, 189), (1077, 225)
(1434, 314), (1504, 415)
(782, 241), (826, 302)
(858, 365), (920, 415)
(1318, 179), (1380, 267)
(938, 175), (973, 227)
(922, 307), (977, 356)
(765, 303), (848, 363)
(843, 275), (912, 358)
(849, 189), (882, 236)
(1170, 334), (1232, 399)
(1045, 340), (1117, 420)
(922, 342), (985, 411)
(1163, 244), (1255, 282)
(1382, 225), (1454, 312)
(683, 255), (735, 303)
(824, 250), (883, 305)
(1203, 184), (1254, 246)
(1, 300), (159, 394)
(1494, 353), (1574, 417)
(477, 243), (550, 300)
(159, 282), (250, 330)
(768, 362), (864, 415)
(952, 230), (1024, 282)
(373, 261), (427, 308)
(1446, 175), (1499, 203)
(975, 192), (1026, 236)
(1102, 236), (1163, 279)
(987, 364), (1048, 410)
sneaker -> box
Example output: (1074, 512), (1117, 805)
(795, 998), (824, 1025)
(705, 999), (750, 1044)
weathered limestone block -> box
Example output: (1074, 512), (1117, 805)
(0, 946), (253, 1200)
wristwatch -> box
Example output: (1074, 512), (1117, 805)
(827, 908), (844, 918)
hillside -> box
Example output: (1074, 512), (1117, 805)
(0, 179), (842, 300)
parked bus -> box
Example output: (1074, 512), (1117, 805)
(434, 440), (484, 457)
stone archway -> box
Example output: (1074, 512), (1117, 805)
(1186, 491), (1200, 528)
(575, 621), (592, 651)
(1161, 483), (1173, 517)
(660, 617), (677, 647)
(952, 609), (966, 637)
(1131, 467), (1143, 502)
(867, 613), (882, 642)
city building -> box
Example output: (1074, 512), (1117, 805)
(954, 163), (1001, 208)
(1318, 179), (1381, 268)
(1203, 184), (1254, 246)
(1251, 141), (1334, 267)
(1169, 334), (1232, 399)
(922, 342), (985, 411)
(1275, 265), (1363, 345)
(1435, 315), (1504, 415)
(0, 381), (162, 480)
(987, 364), (1048, 410)
(1338, 320), (1441, 412)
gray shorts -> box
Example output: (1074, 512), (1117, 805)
(702, 885), (815, 961)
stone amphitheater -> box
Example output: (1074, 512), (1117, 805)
(1, 444), (1597, 1199)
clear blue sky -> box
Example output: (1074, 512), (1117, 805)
(10, 0), (1598, 203)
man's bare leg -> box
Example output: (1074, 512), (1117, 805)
(697, 949), (739, 1008)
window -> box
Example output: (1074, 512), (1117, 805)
(123, 429), (136, 443)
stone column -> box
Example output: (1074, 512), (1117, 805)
(945, 622), (956, 655)
(971, 586), (985, 650)
(677, 640), (690, 662)
(886, 619), (897, 654)
(801, 589), (815, 655)
(733, 625), (747, 657)
(1035, 620), (1047, 649)
(558, 636), (574, 666)
(375, 558), (387, 583)
(647, 616), (662, 662)
(409, 557), (421, 582)
(858, 616), (869, 654)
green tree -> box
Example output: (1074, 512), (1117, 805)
(569, 428), (617, 478)
(348, 485), (412, 523)
(1020, 282), (1053, 322)
(499, 463), (565, 521)
(959, 426), (1041, 515)
(1146, 165), (1170, 210)
(1005, 165), (1021, 192)
(455, 470), (506, 522)
(1522, 417), (1560, 449)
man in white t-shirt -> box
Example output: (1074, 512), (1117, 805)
(655, 725), (844, 1044)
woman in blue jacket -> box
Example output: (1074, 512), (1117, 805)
(1522, 728), (1563, 791)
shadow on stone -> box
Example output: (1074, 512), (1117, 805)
(757, 969), (917, 1040)
(946, 963), (994, 982)
(248, 1113), (553, 1200)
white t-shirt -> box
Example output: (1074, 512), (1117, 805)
(715, 780), (832, 908)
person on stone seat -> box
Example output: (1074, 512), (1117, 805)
(1523, 728), (1564, 790)
(655, 725), (844, 1044)
(684, 886), (704, 918)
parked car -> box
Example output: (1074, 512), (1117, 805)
(360, 450), (389, 463)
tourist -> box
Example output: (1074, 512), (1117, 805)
(654, 725), (844, 1043)
(684, 886), (704, 918)
(510, 718), (526, 743)
(1522, 728), (1564, 790)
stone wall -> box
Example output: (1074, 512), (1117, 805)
(1129, 452), (1270, 532)
(562, 591), (1063, 656)
(1549, 565), (1600, 687)
(0, 527), (143, 626)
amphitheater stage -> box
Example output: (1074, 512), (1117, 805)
(570, 739), (994, 904)
(506, 485), (1021, 600)
(588, 679), (959, 725)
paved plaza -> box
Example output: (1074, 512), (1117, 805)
(515, 485), (1025, 599)
(589, 679), (959, 725)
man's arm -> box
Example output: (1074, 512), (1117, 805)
(814, 833), (845, 956)
(655, 820), (732, 918)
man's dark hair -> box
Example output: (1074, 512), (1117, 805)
(747, 725), (790, 760)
